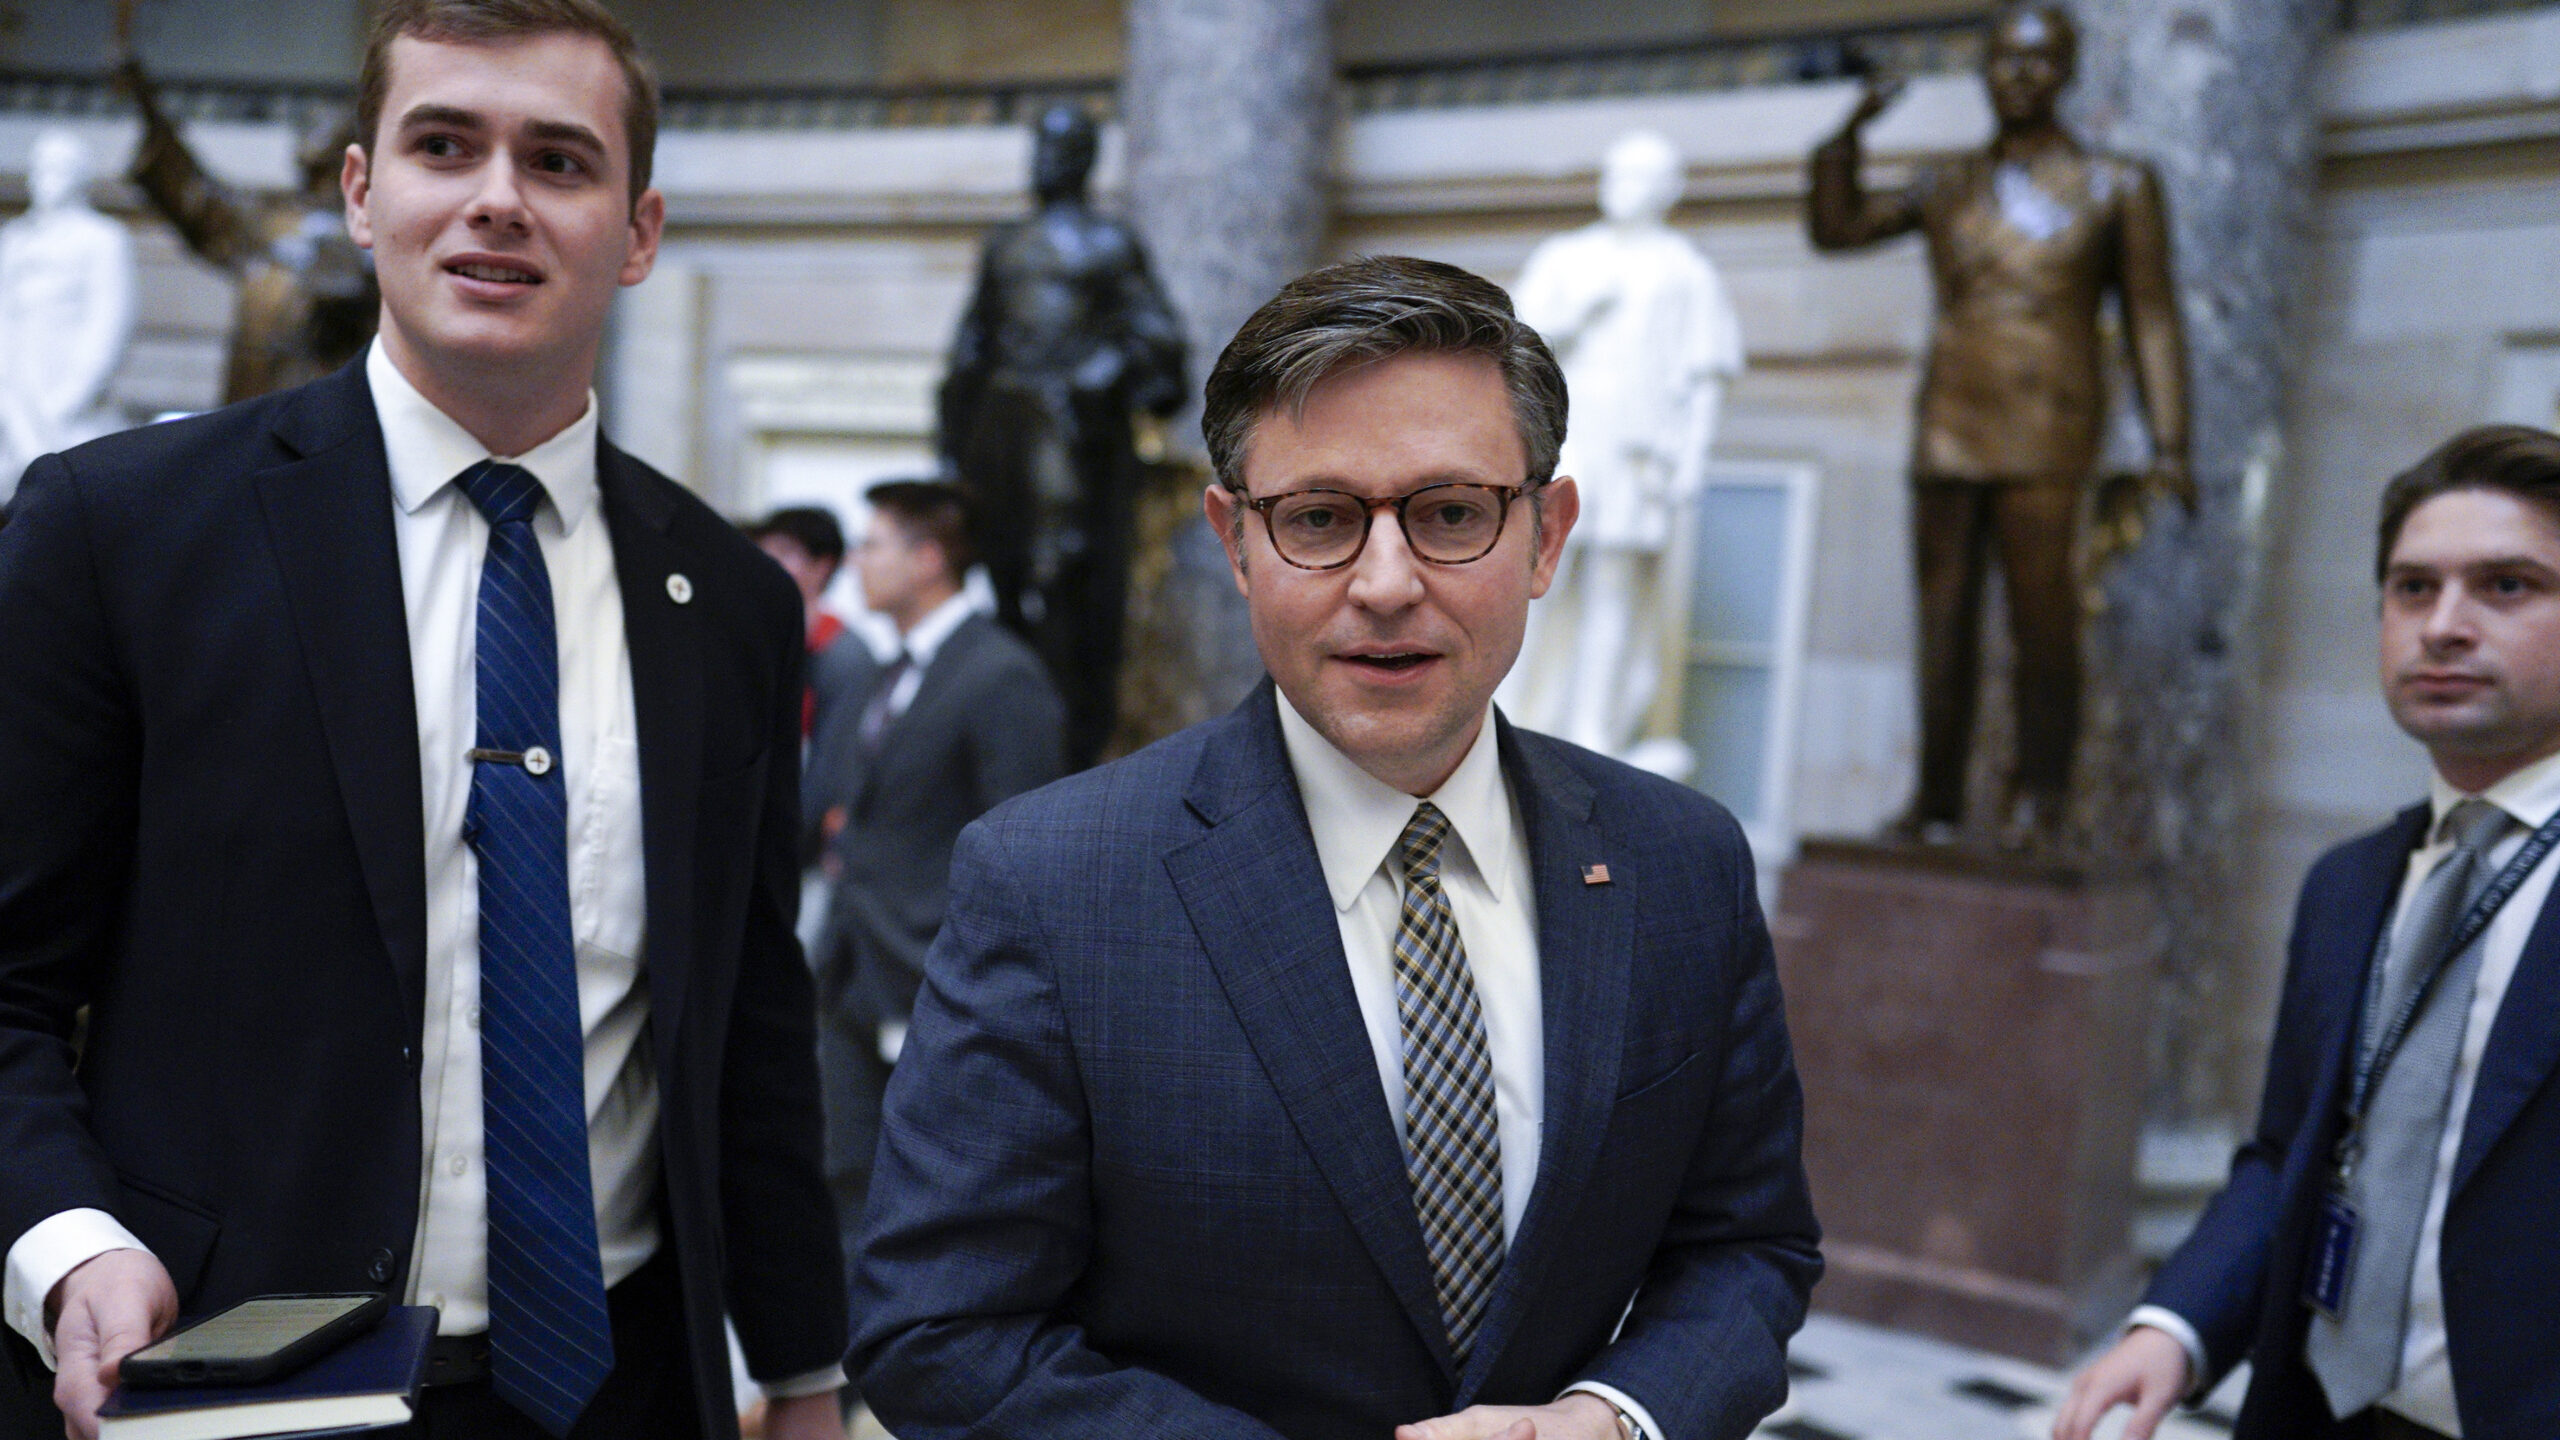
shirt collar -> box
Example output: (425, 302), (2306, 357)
(2428, 745), (2560, 839)
(896, 590), (977, 668)
(1273, 687), (1516, 912)
(367, 338), (600, 532)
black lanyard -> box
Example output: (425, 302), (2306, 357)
(2334, 804), (2560, 1179)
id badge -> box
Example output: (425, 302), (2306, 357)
(2303, 1189), (2359, 1318)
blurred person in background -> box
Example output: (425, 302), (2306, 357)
(750, 504), (872, 742)
(803, 478), (1064, 1358)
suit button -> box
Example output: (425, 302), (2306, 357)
(368, 1248), (394, 1284)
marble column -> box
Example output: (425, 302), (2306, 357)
(1116, 0), (1334, 738)
(2064, 0), (2336, 1124)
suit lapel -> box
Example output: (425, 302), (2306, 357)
(2304, 807), (2426, 1111)
(2251, 803), (2428, 1303)
(1457, 721), (1627, 1398)
(597, 443), (703, 1040)
(1161, 686), (1458, 1378)
(253, 364), (429, 1036)
(2453, 844), (2560, 1194)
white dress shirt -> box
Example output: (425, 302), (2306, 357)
(6, 342), (838, 1398)
(1273, 691), (1660, 1440)
(365, 341), (662, 1339)
(2130, 746), (2560, 1435)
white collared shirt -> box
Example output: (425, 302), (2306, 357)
(7, 341), (836, 1398)
(1272, 691), (1659, 1440)
(365, 339), (661, 1340)
(2131, 746), (2560, 1434)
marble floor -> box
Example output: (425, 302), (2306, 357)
(1760, 1313), (2249, 1440)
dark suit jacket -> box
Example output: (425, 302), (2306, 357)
(850, 682), (1821, 1440)
(806, 611), (1065, 1031)
(0, 361), (846, 1433)
(2145, 805), (2560, 1437)
(807, 626), (881, 766)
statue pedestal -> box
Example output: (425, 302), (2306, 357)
(1772, 838), (2162, 1363)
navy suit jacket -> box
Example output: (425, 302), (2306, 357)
(2145, 805), (2560, 1437)
(850, 682), (1821, 1440)
(0, 361), (846, 1431)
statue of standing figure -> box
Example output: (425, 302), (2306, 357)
(0, 129), (135, 508)
(1498, 130), (1743, 774)
(939, 106), (1187, 769)
(120, 58), (377, 404)
(1808, 2), (2193, 850)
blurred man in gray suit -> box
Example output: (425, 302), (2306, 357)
(805, 479), (1065, 1304)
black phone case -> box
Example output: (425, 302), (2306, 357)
(119, 1291), (390, 1389)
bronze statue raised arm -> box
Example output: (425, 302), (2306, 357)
(1808, 2), (2191, 849)
(118, 57), (376, 404)
(938, 105), (1186, 768)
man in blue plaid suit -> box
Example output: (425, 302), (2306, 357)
(851, 256), (1821, 1440)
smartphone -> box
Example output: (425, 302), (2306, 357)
(119, 1291), (389, 1389)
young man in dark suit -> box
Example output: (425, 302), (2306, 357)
(802, 478), (1064, 1320)
(0, 3), (845, 1436)
(2058, 426), (2560, 1440)
(851, 256), (1821, 1440)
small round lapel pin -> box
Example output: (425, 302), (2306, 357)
(666, 573), (694, 604)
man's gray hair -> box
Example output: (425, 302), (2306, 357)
(1201, 255), (1568, 496)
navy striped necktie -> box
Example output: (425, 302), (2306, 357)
(457, 460), (615, 1434)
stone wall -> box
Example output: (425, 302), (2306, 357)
(0, 0), (1991, 87)
(12, 7), (2559, 1131)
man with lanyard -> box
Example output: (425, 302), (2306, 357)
(2058, 425), (2560, 1439)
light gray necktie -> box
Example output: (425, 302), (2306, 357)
(1393, 801), (1505, 1366)
(2306, 797), (2514, 1417)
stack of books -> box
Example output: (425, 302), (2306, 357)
(97, 1305), (436, 1439)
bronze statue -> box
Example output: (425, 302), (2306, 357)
(939, 105), (1186, 768)
(119, 58), (377, 404)
(1808, 2), (2192, 849)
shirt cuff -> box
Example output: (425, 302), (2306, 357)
(761, 1362), (846, 1401)
(1563, 1380), (1663, 1440)
(6, 1209), (153, 1371)
(2125, 1305), (2209, 1402)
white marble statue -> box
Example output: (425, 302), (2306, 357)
(0, 129), (135, 505)
(1499, 130), (1743, 773)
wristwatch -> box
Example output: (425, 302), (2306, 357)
(1604, 1400), (1646, 1440)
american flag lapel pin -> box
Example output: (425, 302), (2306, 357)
(1582, 863), (1611, 886)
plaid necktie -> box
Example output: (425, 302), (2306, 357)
(1393, 801), (1505, 1366)
(457, 461), (615, 1435)
(2306, 796), (2513, 1416)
